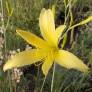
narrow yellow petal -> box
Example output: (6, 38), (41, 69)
(52, 5), (56, 18)
(55, 25), (66, 43)
(55, 50), (89, 72)
(16, 30), (49, 49)
(3, 49), (47, 71)
(42, 52), (54, 76)
(39, 9), (57, 46)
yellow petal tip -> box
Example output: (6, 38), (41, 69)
(16, 29), (22, 34)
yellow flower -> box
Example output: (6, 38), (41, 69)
(3, 9), (89, 76)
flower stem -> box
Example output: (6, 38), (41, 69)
(40, 76), (47, 92)
(51, 63), (56, 92)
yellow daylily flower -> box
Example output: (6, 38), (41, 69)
(3, 8), (89, 76)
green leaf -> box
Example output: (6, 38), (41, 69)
(6, 0), (13, 16)
(62, 34), (67, 49)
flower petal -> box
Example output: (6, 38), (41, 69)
(55, 25), (66, 43)
(3, 49), (47, 71)
(55, 50), (89, 72)
(39, 9), (57, 46)
(16, 29), (49, 49)
(42, 52), (54, 76)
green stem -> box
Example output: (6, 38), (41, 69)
(40, 76), (47, 92)
(51, 63), (56, 92)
